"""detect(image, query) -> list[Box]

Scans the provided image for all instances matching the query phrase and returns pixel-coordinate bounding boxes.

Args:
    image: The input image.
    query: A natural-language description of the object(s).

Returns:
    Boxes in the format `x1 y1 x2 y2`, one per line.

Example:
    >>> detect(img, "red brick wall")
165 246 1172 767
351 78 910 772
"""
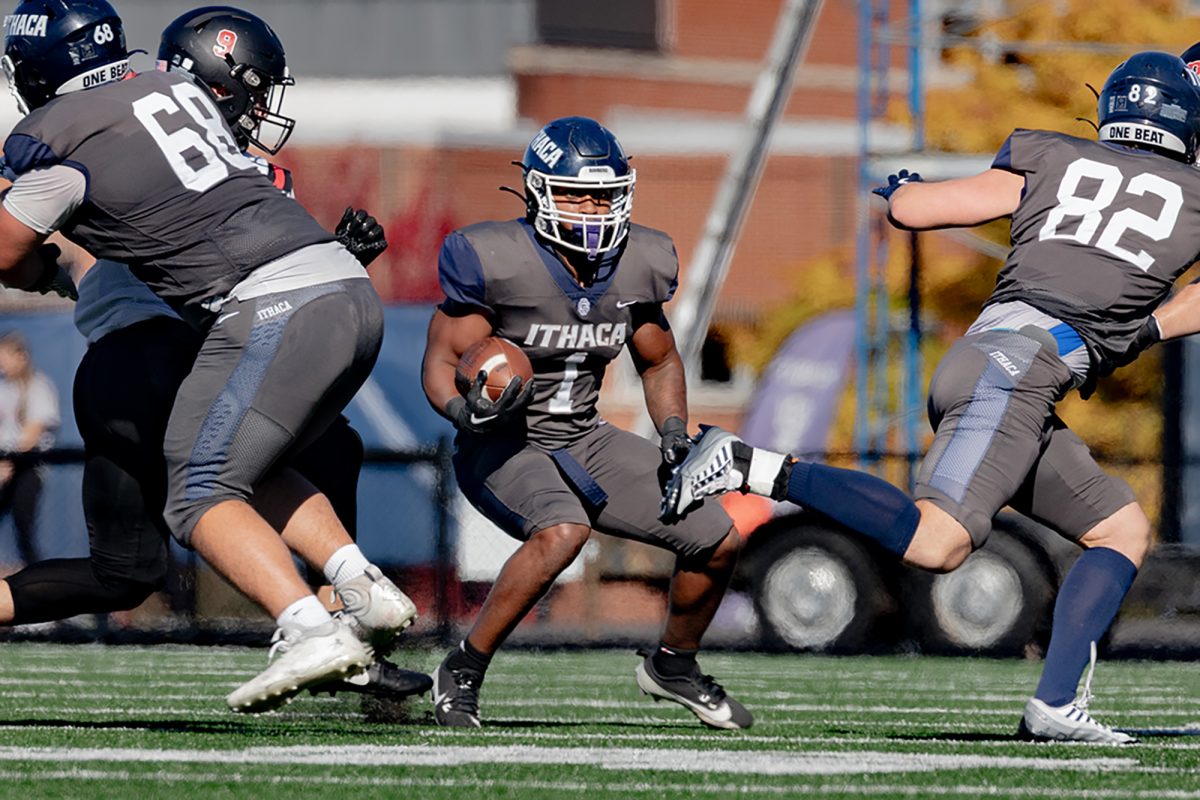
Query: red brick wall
276 143 859 312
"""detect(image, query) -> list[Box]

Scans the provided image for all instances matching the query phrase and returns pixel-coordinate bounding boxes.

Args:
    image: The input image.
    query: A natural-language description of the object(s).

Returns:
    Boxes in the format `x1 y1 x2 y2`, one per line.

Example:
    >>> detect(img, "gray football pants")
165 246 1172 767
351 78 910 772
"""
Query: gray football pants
915 329 1134 546
162 277 382 545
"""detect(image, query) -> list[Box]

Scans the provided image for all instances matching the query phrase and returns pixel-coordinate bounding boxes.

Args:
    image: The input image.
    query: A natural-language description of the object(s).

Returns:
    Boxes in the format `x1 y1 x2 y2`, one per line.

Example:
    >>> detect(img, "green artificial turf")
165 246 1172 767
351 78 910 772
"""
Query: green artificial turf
0 643 1195 799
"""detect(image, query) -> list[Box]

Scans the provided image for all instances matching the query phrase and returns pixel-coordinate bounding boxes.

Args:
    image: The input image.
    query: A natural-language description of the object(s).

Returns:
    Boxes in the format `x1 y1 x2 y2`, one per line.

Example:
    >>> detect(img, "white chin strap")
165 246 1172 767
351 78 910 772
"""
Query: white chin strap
1 55 28 115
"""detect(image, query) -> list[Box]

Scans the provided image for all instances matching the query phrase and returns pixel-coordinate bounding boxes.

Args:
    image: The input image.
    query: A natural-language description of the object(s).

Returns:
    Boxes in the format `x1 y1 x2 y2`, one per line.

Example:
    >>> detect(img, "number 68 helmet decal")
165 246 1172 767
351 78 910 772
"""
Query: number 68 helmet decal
1097 50 1200 164
2 0 128 114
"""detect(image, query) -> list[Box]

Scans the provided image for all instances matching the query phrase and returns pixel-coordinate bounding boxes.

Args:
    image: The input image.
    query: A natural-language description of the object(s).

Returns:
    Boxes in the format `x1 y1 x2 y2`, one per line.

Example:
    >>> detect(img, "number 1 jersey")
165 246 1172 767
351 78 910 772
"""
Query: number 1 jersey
2 70 331 322
988 129 1200 374
437 218 679 450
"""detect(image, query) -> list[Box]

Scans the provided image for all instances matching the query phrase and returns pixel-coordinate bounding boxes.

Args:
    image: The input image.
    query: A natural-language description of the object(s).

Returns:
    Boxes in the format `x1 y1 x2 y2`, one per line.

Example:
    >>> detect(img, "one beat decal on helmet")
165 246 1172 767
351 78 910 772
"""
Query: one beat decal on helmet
2 0 128 114
1096 50 1200 164
157 5 295 154
520 116 636 260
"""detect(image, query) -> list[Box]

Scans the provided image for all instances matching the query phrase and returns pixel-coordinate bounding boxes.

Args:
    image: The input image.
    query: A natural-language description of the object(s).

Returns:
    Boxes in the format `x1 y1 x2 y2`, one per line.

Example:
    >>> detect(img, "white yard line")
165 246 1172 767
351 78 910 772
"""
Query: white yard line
0 744 1142 776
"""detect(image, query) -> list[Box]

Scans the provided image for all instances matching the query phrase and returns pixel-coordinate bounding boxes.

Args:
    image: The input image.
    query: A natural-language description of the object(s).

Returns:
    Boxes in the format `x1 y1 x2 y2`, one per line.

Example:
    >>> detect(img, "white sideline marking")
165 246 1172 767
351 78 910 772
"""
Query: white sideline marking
0 745 1138 776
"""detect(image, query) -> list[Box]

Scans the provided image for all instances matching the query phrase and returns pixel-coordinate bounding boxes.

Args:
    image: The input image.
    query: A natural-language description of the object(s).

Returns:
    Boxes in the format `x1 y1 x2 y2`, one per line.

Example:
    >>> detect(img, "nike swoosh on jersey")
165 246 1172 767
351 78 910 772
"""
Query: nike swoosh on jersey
215 311 240 325
616 299 639 308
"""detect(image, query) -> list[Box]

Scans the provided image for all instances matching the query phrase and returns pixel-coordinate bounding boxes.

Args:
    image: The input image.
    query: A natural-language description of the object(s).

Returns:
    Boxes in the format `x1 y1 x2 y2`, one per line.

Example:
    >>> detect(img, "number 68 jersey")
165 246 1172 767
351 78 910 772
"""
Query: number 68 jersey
1 70 331 323
987 128 1200 375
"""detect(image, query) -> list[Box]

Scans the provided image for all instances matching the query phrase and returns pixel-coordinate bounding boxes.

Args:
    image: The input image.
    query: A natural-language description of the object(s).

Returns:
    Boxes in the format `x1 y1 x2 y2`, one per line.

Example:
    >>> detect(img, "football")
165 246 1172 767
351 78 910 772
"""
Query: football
455 336 534 402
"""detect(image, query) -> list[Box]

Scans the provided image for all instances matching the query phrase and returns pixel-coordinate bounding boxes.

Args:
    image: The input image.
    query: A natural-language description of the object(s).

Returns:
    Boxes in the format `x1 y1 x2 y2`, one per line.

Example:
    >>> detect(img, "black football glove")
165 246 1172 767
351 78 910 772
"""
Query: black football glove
1110 315 1162 371
445 371 535 434
335 207 388 267
871 169 923 201
658 415 692 466
28 243 77 301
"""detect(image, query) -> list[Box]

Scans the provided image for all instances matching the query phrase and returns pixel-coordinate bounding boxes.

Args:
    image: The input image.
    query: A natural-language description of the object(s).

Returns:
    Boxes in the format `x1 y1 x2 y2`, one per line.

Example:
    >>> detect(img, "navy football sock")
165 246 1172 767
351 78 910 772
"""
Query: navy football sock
785 461 921 558
1034 547 1137 708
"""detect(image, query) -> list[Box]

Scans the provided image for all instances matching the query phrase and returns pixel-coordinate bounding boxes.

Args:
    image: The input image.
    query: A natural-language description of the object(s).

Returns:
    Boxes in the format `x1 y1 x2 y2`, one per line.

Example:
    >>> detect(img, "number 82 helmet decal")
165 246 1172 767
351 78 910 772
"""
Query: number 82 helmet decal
1097 51 1200 164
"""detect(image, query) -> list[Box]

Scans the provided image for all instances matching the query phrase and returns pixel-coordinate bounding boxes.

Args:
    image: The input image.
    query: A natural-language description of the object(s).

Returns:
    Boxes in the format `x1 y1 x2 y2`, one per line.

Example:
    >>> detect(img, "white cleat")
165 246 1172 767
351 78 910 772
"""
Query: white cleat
226 617 372 713
660 427 747 520
1018 641 1135 744
337 565 418 650
1017 698 1136 744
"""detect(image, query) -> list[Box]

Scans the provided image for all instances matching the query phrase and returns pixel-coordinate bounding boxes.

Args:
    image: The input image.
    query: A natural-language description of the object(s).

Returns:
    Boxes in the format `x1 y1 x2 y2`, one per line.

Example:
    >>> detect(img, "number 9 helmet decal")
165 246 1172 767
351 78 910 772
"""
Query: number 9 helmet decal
2 0 128 114
1181 42 1200 77
519 116 636 260
158 6 295 154
1097 50 1200 164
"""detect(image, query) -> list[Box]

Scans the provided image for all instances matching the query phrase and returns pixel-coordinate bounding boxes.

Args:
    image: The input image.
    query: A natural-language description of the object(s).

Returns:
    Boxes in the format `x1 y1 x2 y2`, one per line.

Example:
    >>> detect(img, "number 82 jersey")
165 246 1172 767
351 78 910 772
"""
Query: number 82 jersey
988 128 1200 374
1 70 331 323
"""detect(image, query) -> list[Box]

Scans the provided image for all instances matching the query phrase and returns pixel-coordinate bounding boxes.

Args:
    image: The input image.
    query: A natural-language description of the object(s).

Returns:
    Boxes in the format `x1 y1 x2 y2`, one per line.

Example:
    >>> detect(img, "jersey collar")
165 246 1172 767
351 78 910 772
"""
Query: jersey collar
519 217 622 309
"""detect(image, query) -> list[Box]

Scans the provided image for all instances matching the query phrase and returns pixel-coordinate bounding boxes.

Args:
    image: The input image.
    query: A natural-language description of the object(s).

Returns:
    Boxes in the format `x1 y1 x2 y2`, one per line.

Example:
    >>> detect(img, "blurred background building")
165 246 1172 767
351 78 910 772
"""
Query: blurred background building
4 0 1200 656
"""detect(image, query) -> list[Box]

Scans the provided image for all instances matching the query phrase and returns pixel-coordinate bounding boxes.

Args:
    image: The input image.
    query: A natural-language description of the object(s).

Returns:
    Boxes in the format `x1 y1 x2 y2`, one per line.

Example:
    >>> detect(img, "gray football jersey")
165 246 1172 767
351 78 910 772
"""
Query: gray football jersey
438 218 679 449
987 129 1200 374
2 70 331 323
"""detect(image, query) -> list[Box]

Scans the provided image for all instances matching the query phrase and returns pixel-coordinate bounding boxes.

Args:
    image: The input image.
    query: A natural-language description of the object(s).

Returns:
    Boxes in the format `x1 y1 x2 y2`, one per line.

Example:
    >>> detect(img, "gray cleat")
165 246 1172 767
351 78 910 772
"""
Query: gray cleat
660 426 747 521
635 651 753 730
431 656 483 728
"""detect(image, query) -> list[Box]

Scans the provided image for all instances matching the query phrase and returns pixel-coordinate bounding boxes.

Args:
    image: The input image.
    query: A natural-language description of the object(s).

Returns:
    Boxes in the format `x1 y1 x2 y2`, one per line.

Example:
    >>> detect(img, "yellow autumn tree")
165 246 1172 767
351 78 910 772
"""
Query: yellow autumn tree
925 0 1200 153
741 0 1199 519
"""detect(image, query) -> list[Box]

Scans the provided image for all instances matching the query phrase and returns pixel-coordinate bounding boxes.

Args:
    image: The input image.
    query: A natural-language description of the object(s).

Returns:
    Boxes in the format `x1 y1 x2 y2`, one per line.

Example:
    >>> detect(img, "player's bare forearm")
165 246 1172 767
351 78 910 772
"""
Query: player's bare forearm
1152 280 1200 341
421 308 493 417
888 169 1024 230
640 351 688 430
0 207 48 289
48 232 97 284
630 306 688 429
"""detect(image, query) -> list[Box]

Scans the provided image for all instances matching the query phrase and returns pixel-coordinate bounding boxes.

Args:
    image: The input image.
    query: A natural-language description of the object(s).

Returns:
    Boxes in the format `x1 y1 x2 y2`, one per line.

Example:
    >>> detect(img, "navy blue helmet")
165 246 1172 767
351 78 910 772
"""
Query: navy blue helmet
2 0 127 114
1097 51 1200 164
158 6 295 154
520 116 636 259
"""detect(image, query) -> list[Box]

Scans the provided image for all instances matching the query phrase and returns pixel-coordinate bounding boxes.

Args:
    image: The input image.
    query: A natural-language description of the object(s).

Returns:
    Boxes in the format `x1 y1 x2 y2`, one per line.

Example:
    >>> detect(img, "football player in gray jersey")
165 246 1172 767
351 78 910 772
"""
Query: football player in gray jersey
0 4 429 702
663 51 1200 743
421 117 751 730
0 0 416 712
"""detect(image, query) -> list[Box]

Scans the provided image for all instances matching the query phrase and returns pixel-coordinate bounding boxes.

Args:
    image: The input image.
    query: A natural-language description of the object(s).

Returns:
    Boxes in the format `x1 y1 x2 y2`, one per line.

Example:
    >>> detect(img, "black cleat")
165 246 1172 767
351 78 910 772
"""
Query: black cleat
310 659 433 699
635 651 754 730
432 657 484 727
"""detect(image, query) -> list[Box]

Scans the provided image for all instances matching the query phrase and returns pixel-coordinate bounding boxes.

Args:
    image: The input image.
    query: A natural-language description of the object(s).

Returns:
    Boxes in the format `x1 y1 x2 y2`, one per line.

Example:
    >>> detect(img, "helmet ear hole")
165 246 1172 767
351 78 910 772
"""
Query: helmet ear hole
231 63 266 92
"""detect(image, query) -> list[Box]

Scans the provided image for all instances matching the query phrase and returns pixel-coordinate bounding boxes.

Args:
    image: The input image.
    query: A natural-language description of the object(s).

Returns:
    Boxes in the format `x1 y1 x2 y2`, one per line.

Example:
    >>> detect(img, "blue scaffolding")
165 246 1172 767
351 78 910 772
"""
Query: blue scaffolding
854 0 925 483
